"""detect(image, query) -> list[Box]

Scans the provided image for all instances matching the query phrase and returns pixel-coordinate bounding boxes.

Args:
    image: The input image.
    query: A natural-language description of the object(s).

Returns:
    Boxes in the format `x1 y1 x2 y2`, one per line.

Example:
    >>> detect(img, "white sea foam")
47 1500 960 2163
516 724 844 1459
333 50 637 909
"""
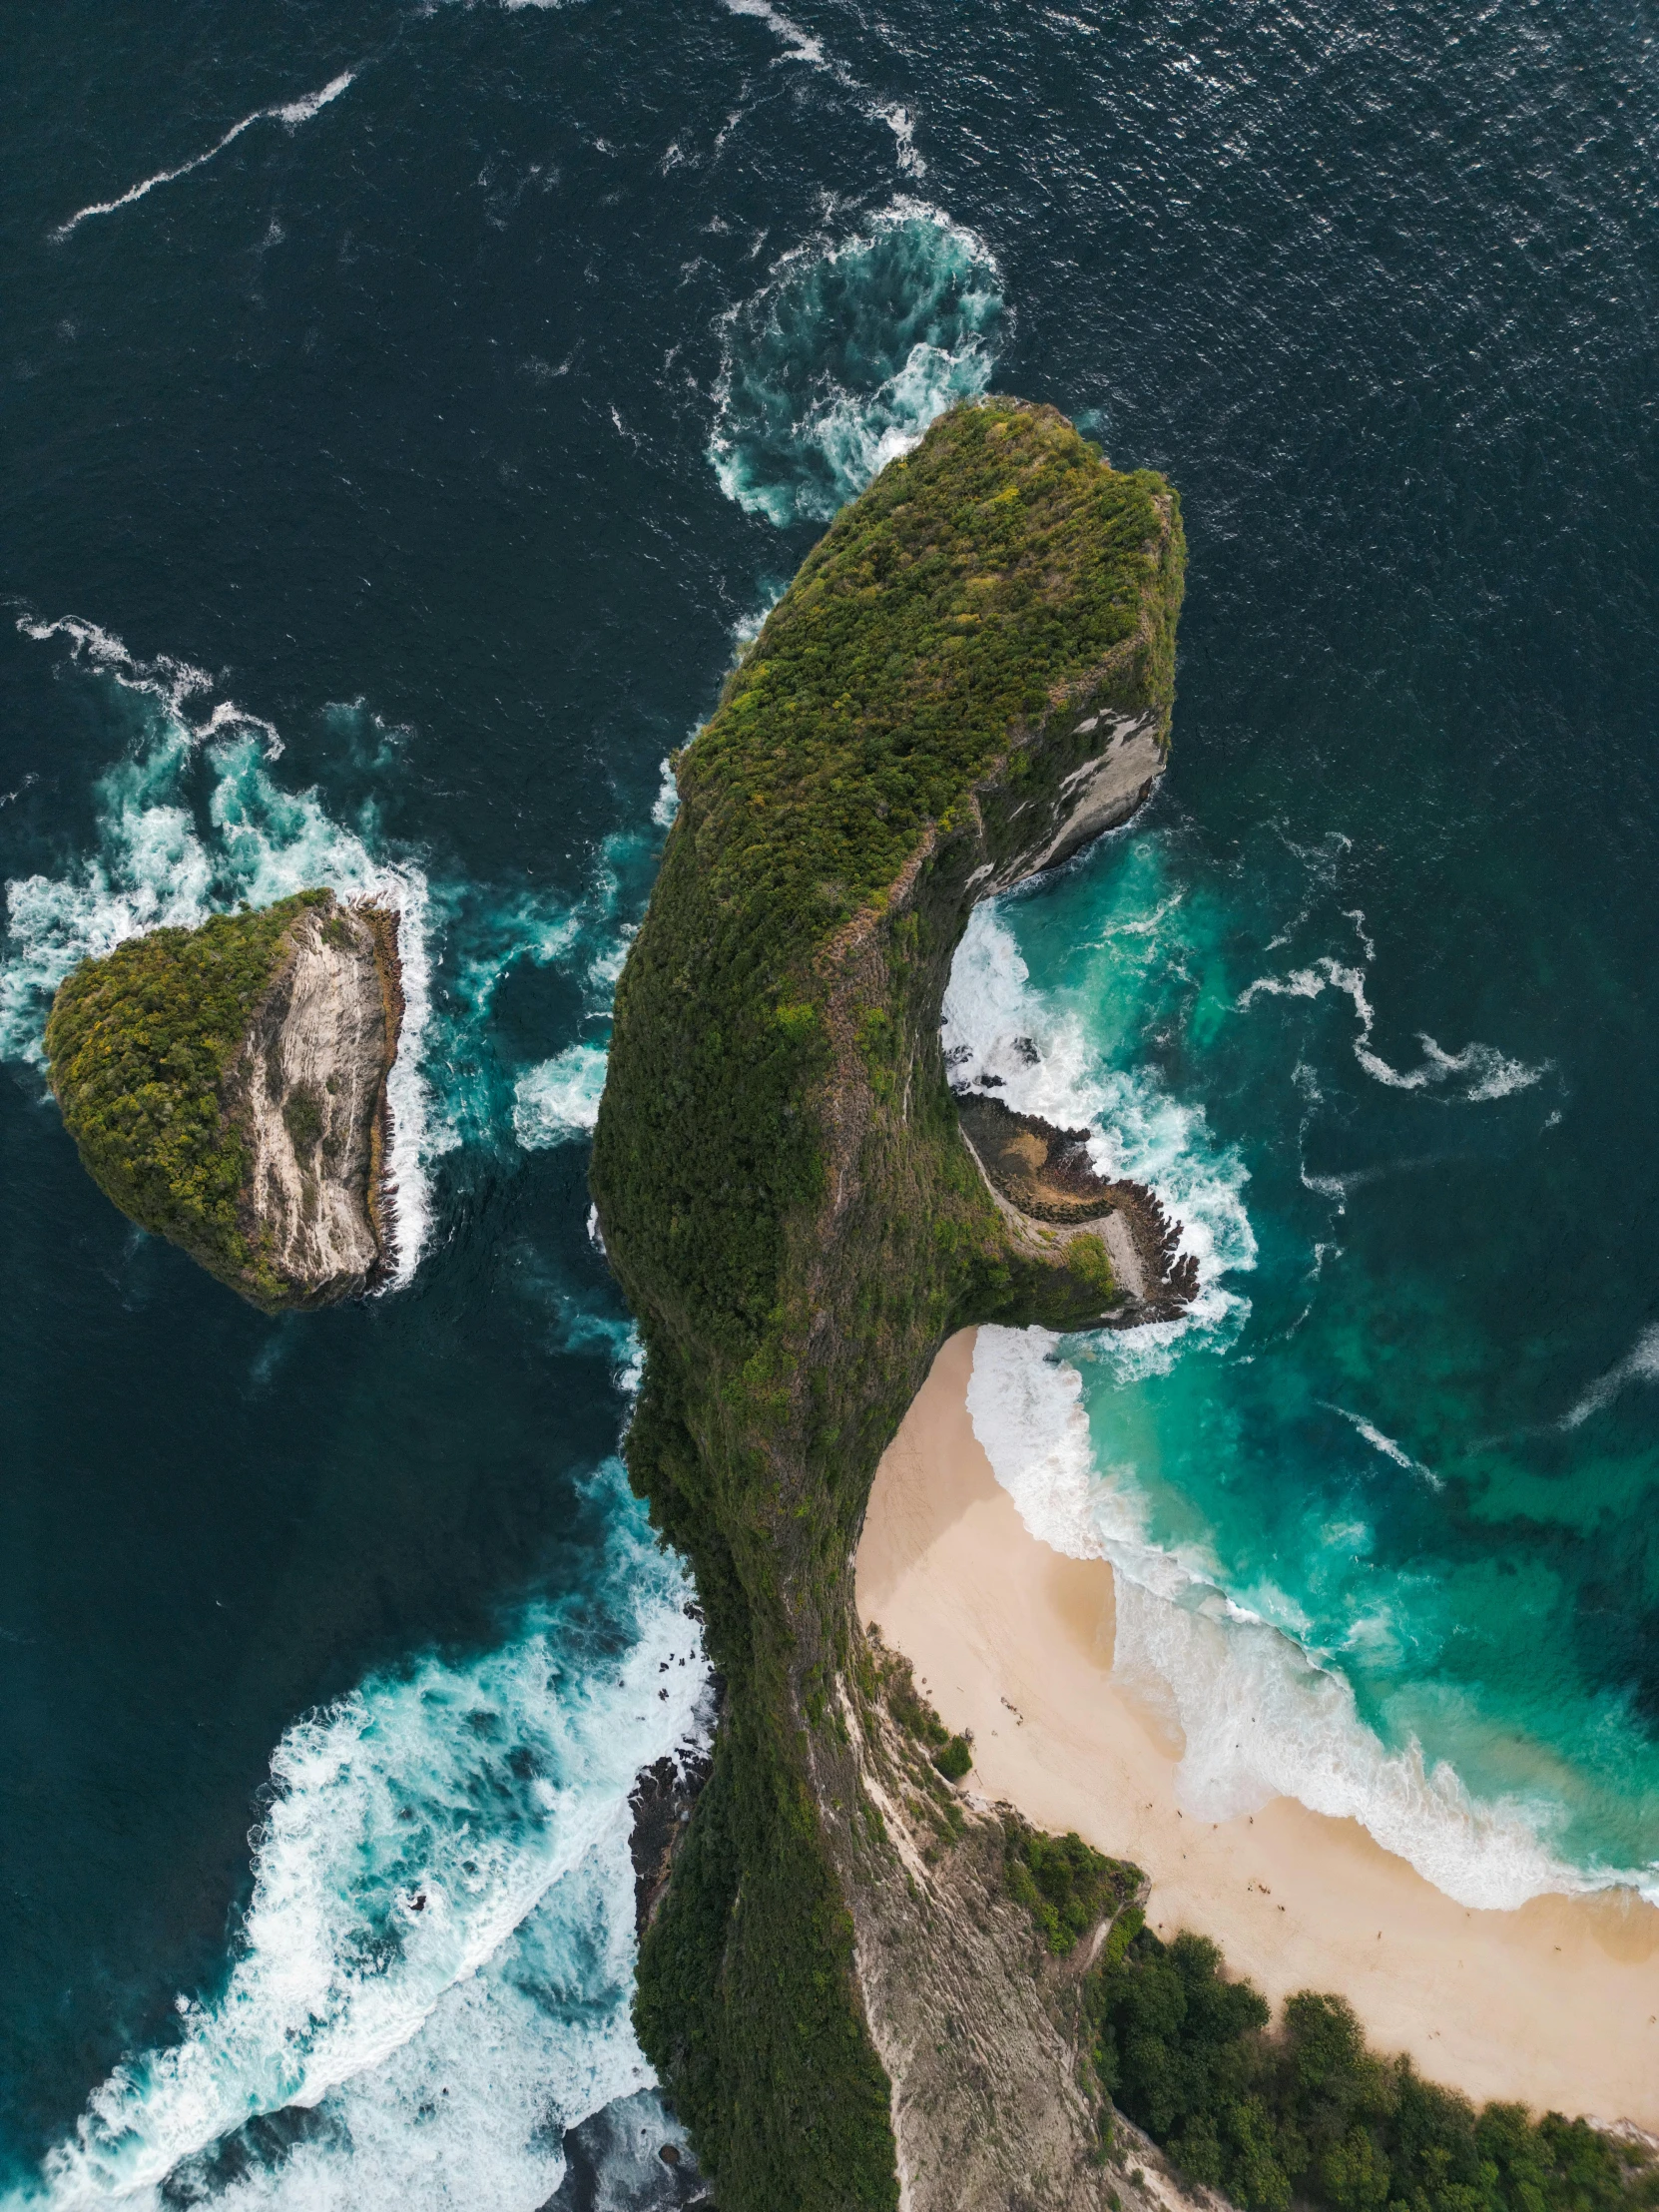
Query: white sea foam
709 200 1004 526
967 1326 1616 1911
3 618 437 1283
21 1464 712 2211
513 1042 610 1147
53 73 354 241
721 0 836 73
1560 1325 1659 1430
1321 1402 1442 1489
944 889 1624 1911
941 899 1256 1370
1239 954 1548 1103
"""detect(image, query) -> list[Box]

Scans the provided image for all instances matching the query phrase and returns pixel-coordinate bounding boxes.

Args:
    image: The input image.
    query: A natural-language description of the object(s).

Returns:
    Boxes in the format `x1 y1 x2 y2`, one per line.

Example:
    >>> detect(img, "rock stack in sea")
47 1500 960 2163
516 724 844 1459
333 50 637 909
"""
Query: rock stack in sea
45 887 402 1311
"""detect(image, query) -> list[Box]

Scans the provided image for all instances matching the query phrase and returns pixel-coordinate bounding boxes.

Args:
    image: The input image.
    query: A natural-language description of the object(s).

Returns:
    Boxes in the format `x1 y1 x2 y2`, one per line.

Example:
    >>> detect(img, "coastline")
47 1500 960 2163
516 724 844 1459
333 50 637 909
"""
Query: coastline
855 1328 1659 2132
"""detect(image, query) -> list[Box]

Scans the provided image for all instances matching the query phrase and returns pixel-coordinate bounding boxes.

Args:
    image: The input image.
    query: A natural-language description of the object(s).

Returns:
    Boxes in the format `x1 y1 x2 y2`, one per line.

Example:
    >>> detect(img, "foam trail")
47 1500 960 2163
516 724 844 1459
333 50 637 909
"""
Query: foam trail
1238 954 1548 1103
54 74 354 240
721 0 838 74
21 1463 713 2212
1560 1325 1659 1430
1321 1402 1442 1488
967 1327 1633 1911
709 200 1004 526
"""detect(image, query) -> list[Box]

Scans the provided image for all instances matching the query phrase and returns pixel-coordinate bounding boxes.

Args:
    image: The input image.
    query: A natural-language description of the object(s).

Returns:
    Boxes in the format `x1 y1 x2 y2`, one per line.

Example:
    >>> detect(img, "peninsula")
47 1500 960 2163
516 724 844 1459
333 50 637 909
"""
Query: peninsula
594 396 1190 2210
46 887 402 1310
594 396 1659 2212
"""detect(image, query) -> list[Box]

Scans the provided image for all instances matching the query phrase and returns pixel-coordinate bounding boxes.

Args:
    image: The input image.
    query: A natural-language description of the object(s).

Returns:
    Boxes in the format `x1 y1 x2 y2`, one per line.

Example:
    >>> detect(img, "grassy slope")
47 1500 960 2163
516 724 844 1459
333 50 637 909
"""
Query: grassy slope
45 890 328 1307
592 397 1184 2209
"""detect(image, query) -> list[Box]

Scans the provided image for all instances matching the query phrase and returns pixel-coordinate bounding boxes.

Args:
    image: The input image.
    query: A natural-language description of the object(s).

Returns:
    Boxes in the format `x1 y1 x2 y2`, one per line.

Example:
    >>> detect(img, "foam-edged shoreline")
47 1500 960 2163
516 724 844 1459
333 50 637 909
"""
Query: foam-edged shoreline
855 1329 1659 2132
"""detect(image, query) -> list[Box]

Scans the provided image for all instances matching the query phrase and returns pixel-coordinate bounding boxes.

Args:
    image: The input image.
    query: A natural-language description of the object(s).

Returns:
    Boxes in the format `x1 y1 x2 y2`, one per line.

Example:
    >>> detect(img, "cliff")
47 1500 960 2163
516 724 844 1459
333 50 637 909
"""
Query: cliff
46 887 402 1311
591 396 1189 2211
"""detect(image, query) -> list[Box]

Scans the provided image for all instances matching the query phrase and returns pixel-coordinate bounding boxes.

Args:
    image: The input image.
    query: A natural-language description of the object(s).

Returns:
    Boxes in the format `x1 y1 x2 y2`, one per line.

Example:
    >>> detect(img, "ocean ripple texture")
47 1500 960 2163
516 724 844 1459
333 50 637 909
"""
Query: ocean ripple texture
2 0 1656 2202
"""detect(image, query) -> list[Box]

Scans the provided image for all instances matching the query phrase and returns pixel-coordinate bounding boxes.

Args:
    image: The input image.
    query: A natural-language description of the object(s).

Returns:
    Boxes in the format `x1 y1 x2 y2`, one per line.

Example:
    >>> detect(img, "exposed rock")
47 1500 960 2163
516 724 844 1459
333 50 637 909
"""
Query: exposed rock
46 887 402 1311
225 896 403 1307
629 1743 715 1938
954 1092 1200 1320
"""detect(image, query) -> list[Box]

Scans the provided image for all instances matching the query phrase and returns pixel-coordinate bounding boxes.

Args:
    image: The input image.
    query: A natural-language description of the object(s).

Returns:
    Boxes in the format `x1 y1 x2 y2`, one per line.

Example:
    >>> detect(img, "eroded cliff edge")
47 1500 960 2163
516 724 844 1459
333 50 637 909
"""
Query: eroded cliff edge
46 887 402 1310
591 397 1188 2211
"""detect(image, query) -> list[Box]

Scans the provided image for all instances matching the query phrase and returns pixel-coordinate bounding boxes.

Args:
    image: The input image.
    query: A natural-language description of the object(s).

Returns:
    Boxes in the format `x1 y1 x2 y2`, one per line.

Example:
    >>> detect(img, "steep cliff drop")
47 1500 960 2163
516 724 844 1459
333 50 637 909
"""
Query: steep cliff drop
592 397 1193 2212
46 887 403 1311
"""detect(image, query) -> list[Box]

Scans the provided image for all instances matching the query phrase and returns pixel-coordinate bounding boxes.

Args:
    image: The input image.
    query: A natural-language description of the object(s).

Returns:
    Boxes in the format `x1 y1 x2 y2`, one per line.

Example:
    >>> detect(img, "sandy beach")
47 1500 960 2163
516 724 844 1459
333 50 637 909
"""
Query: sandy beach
855 1329 1659 2131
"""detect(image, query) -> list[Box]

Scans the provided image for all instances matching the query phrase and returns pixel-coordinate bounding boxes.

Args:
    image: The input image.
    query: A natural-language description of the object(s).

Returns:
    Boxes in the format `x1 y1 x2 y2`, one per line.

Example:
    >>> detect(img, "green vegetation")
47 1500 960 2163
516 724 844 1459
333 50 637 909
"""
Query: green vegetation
46 891 328 1302
592 398 1184 2210
932 1732 973 1782
1004 1821 1140 1956
1088 1920 1658 2212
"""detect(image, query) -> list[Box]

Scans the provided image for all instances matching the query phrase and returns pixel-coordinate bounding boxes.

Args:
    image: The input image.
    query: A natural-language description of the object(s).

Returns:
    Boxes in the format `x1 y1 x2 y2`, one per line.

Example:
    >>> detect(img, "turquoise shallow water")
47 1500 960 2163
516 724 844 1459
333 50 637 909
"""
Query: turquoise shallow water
2 0 1656 2197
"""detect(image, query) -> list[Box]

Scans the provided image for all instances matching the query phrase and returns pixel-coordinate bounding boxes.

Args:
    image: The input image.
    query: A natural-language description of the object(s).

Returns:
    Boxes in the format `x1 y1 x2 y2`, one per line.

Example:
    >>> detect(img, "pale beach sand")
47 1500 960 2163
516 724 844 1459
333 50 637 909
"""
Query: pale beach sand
854 1329 1659 2131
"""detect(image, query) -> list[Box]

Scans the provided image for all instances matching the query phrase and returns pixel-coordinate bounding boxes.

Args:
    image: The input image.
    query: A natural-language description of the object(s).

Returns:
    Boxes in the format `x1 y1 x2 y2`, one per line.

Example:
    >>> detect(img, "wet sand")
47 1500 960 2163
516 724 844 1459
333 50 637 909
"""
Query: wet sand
854 1329 1659 2130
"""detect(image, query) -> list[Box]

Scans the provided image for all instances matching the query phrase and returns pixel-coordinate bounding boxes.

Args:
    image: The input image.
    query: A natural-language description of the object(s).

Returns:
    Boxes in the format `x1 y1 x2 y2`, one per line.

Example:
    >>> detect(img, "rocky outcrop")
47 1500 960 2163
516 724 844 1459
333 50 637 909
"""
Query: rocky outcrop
46 886 402 1311
955 1092 1200 1322
225 896 403 1307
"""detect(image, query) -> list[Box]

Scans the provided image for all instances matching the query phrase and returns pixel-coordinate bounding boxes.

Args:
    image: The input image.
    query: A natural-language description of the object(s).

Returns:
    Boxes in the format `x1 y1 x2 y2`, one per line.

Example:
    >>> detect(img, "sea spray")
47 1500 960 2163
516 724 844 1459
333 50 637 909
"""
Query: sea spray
23 1461 713 2212
708 201 1004 526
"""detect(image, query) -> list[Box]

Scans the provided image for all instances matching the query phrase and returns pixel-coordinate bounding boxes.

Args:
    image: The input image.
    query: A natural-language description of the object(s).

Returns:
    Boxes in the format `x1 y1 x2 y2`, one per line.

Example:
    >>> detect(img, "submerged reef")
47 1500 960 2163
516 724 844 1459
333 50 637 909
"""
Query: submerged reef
592 395 1187 2211
46 887 402 1311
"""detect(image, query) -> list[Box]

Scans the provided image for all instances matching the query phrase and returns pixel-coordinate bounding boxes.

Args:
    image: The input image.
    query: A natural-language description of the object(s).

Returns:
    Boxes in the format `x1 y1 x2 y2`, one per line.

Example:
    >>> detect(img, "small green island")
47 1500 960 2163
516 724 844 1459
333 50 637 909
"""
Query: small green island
46 886 402 1311
593 397 1659 2212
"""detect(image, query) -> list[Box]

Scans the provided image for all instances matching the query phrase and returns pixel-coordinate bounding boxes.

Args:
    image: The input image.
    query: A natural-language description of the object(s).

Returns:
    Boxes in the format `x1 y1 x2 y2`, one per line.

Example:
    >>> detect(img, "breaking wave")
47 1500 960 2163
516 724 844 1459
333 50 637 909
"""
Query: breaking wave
966 1325 1641 1911
709 202 1004 527
17 1461 712 2212
941 897 1256 1372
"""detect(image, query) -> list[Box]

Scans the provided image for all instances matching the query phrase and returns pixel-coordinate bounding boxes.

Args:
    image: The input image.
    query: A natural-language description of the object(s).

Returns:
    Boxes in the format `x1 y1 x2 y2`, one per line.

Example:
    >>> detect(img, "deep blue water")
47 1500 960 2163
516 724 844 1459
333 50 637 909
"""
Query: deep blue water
3 0 1656 2201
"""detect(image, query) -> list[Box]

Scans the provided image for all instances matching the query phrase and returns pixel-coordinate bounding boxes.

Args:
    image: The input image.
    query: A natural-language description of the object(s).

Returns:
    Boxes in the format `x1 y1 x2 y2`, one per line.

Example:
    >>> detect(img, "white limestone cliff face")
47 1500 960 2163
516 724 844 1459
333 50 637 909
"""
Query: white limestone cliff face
228 895 401 1305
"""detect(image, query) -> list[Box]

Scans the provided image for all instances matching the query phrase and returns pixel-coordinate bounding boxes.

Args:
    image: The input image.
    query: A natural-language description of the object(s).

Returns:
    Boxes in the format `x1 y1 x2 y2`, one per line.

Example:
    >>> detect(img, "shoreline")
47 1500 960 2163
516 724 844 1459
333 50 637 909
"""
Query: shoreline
854 1329 1659 2131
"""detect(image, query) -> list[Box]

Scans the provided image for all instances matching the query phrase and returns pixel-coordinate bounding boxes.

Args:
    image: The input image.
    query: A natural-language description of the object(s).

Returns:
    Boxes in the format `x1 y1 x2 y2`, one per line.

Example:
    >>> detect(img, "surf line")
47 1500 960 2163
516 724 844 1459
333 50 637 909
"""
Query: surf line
52 70 354 241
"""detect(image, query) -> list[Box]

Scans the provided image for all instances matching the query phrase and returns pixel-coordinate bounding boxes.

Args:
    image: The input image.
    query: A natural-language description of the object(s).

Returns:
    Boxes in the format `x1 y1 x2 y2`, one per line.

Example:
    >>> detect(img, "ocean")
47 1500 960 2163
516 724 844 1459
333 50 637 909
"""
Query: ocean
2 0 1655 2200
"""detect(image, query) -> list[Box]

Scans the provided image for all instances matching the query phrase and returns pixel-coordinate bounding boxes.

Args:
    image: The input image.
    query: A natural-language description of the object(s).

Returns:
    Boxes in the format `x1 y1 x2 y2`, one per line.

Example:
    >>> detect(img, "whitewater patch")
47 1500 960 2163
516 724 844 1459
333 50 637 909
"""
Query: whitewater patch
1239 953 1549 1104
941 897 1256 1372
513 1042 609 1146
20 1462 712 2212
53 72 354 241
966 1326 1623 1913
2 625 439 1285
708 200 1004 526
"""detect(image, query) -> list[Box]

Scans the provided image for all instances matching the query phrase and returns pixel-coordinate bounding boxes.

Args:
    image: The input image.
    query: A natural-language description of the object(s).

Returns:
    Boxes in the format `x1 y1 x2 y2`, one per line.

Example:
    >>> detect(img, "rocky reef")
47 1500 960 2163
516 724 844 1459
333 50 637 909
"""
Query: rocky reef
46 887 402 1311
954 1091 1200 1322
592 396 1189 2211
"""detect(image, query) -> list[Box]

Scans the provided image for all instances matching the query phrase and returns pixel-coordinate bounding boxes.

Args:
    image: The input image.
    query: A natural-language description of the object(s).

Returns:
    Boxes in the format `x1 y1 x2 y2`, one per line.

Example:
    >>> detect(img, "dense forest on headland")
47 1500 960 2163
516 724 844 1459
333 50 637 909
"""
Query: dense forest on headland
592 397 1652 2212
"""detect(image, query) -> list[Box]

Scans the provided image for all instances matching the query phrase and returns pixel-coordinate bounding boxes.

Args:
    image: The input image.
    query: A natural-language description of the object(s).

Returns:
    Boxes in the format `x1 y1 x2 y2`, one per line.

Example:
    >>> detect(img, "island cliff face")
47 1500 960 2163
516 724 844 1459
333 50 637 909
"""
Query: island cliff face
46 888 401 1311
591 399 1188 2210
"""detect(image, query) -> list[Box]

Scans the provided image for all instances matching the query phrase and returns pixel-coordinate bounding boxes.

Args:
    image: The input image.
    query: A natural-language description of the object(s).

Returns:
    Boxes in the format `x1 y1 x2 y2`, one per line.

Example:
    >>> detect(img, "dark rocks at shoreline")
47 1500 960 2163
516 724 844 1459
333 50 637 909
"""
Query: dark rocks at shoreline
629 1744 714 1938
954 1091 1199 1318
